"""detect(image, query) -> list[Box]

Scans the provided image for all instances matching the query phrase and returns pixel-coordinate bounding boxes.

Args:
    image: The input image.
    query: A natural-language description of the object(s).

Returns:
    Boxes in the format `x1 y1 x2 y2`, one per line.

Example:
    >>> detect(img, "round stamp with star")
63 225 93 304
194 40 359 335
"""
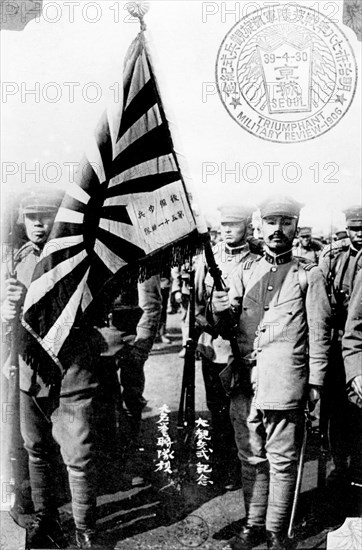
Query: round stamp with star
175 514 209 547
216 3 357 143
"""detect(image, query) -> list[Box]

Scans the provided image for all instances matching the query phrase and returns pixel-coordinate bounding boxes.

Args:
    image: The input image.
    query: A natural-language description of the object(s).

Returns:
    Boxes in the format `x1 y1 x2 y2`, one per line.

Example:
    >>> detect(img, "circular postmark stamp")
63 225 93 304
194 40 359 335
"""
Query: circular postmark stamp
175 514 209 547
216 3 357 143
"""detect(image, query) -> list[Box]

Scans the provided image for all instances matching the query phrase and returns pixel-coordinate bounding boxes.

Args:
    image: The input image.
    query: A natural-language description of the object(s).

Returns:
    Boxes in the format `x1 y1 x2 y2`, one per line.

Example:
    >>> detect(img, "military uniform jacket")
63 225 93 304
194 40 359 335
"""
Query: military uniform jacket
195 241 257 364
319 243 360 330
224 252 331 409
7 241 51 396
342 269 362 390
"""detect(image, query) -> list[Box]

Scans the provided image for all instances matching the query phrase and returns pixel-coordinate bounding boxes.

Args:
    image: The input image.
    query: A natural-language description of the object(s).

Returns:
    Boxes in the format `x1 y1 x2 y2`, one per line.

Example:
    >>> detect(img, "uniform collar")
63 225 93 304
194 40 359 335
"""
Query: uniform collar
264 247 293 265
17 240 43 257
29 241 43 255
349 245 360 257
224 242 249 256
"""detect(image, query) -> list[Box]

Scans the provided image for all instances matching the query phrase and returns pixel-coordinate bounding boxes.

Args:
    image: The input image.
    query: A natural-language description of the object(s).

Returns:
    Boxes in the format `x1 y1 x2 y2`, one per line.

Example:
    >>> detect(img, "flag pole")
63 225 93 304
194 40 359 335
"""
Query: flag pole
127 2 209 237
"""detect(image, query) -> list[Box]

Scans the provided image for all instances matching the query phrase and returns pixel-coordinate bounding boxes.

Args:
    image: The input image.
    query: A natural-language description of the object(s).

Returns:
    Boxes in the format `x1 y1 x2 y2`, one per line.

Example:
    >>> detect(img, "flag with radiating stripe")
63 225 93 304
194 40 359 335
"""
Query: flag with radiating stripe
22 30 200 373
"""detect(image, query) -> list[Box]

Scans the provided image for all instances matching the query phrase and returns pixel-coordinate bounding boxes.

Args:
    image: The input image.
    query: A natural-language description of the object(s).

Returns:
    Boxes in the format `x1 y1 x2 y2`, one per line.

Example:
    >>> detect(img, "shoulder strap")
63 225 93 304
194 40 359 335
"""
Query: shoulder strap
297 263 308 295
242 257 260 290
296 259 317 295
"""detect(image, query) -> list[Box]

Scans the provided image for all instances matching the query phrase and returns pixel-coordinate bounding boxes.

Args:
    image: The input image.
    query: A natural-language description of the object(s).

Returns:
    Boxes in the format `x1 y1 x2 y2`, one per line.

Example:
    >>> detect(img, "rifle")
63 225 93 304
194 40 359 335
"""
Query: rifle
202 234 252 397
3 222 22 516
7 318 21 513
288 408 312 539
177 266 197 444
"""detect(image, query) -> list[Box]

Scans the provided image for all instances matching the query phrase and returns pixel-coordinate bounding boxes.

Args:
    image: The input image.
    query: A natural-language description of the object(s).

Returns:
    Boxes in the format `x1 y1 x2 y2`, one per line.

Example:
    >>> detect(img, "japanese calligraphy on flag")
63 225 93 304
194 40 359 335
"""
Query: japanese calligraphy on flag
22 30 200 374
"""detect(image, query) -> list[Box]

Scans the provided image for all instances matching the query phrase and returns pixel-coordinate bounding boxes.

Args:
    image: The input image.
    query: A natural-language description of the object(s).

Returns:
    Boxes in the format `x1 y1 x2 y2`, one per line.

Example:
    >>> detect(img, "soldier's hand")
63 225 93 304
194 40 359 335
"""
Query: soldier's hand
174 291 182 304
308 385 321 411
1 299 18 322
5 278 26 305
212 289 230 313
351 375 362 401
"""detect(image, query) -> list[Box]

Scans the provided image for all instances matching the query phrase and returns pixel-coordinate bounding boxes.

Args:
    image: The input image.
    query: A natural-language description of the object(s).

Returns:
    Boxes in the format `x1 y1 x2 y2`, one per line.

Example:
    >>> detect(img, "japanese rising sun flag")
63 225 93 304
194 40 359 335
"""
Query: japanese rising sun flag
22 29 202 375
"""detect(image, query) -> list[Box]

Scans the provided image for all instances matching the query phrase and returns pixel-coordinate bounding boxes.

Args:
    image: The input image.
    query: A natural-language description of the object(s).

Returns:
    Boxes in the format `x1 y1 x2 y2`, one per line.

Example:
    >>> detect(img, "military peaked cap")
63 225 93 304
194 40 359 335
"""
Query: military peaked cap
335 229 348 239
343 205 362 226
20 189 63 215
218 203 255 223
299 226 312 236
259 195 303 219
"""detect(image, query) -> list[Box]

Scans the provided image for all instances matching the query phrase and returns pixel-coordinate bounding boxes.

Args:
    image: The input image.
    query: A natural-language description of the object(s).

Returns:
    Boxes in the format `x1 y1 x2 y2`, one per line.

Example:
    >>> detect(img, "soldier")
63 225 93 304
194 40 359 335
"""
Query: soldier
195 204 258 490
319 205 362 488
342 264 362 510
342 265 362 406
212 195 331 550
97 274 162 488
293 226 323 262
1 191 105 549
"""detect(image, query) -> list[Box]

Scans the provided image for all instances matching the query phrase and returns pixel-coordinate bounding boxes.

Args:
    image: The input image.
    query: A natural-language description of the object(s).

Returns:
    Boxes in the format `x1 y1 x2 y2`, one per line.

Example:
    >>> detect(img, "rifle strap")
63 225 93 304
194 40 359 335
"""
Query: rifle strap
350 248 362 292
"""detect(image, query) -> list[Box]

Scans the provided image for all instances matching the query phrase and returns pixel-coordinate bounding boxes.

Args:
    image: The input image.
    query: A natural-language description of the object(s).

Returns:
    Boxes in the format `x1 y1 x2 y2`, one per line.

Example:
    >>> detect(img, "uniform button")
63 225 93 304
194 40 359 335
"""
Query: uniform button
267 285 273 291
271 267 277 272
255 331 259 336
227 257 232 261
257 348 262 352
264 306 269 311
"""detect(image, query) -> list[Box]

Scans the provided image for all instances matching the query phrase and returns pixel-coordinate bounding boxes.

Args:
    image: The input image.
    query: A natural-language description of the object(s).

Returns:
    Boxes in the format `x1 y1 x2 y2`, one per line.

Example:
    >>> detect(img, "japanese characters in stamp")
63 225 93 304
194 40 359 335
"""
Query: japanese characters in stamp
216 3 357 143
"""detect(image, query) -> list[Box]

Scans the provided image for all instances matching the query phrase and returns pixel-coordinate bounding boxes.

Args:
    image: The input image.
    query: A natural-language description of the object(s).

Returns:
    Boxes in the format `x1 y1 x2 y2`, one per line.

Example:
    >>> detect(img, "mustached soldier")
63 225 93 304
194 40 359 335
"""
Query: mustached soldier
212 195 331 550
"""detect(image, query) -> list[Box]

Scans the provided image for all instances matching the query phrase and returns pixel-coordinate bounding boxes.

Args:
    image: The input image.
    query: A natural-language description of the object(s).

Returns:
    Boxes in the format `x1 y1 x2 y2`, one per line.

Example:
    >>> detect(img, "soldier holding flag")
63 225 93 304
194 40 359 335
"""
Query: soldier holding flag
2 190 104 549
2 6 203 546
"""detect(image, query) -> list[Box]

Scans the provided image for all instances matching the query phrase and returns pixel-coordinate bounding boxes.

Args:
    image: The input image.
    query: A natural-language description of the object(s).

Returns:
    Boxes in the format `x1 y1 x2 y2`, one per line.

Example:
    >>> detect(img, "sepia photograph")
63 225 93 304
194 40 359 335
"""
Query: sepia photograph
1 1 361 549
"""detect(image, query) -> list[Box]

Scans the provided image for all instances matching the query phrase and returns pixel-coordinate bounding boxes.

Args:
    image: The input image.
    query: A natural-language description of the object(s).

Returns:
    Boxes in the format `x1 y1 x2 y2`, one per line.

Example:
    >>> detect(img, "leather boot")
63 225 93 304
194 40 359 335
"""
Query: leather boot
266 530 290 550
76 528 95 549
223 524 266 549
75 529 111 549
